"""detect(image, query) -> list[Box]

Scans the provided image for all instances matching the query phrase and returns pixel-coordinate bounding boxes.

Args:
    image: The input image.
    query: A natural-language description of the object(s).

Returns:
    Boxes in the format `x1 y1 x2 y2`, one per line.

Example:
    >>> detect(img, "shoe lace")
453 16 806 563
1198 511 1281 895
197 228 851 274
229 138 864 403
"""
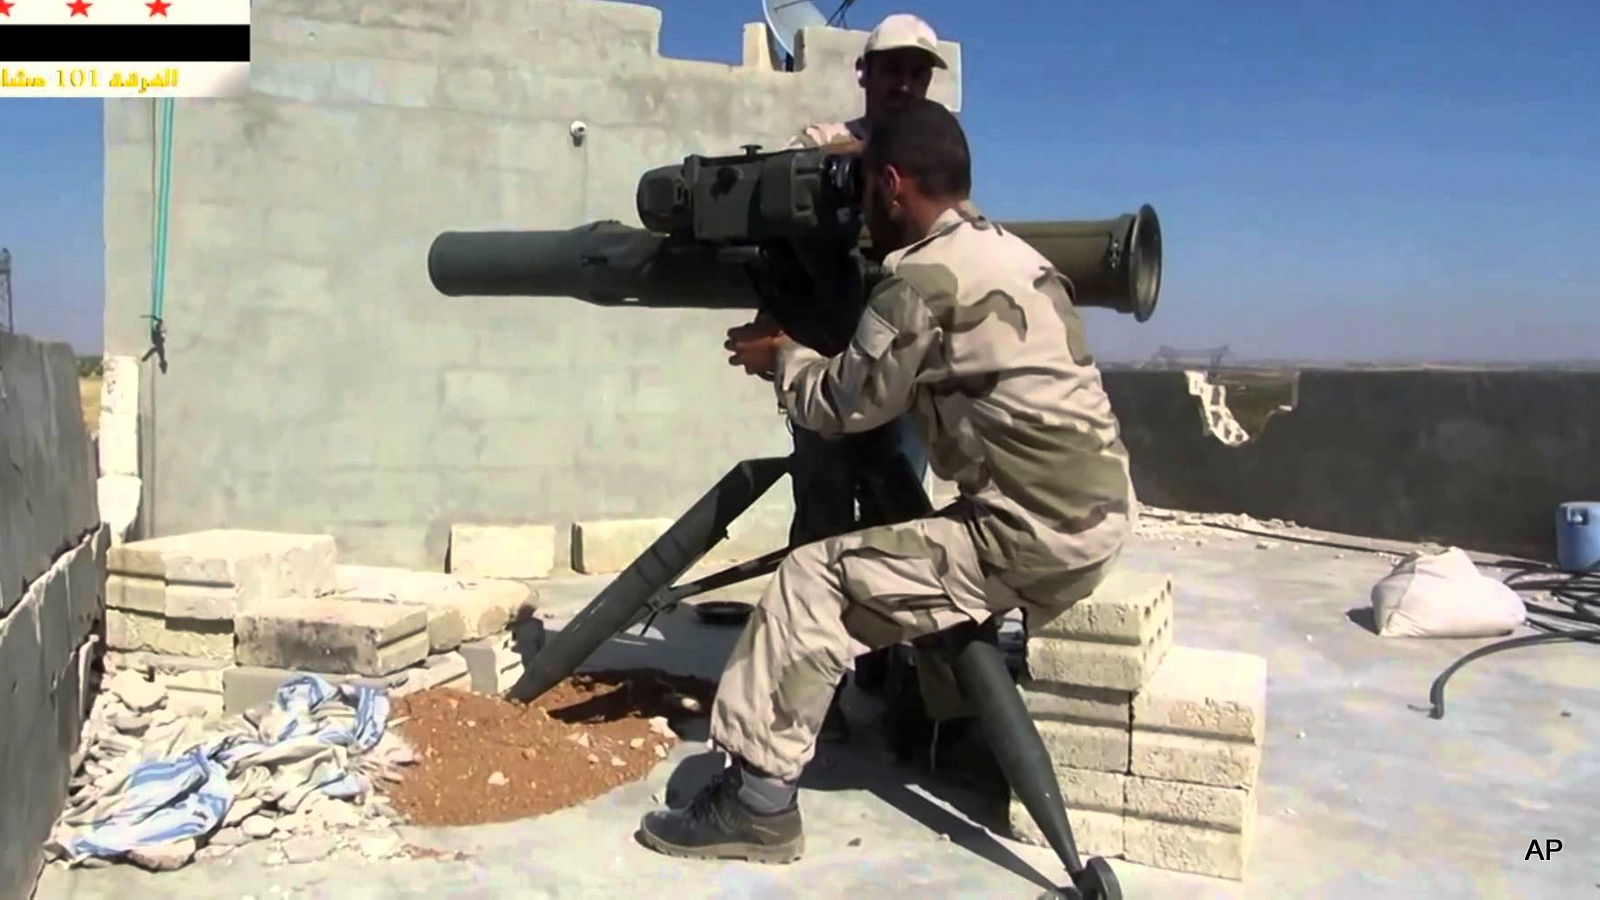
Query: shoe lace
684 769 734 827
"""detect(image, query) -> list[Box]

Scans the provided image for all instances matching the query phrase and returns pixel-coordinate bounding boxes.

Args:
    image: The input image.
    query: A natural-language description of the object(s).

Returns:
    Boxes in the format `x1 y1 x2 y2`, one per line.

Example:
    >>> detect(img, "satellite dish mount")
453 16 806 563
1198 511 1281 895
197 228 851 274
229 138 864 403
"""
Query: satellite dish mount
763 0 854 71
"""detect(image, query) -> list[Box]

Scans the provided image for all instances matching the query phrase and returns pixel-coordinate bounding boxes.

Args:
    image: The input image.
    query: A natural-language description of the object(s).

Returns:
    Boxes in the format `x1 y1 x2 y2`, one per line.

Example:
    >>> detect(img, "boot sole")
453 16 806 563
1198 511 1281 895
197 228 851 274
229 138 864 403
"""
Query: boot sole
638 829 805 865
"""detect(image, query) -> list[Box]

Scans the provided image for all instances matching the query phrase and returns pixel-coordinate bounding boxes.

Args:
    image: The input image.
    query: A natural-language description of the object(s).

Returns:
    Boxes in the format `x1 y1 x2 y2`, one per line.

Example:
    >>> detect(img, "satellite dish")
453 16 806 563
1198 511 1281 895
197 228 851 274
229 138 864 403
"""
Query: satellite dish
764 0 831 62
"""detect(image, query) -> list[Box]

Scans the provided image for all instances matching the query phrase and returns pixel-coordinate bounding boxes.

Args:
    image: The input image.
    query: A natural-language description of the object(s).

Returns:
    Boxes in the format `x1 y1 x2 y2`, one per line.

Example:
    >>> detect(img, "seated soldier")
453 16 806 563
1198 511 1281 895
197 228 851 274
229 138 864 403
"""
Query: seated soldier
635 97 1135 864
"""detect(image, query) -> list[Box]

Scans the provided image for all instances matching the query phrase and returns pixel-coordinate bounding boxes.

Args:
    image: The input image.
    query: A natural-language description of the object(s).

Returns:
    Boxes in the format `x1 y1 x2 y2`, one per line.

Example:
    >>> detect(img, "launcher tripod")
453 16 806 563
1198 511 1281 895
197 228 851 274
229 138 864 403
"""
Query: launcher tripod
503 449 1123 900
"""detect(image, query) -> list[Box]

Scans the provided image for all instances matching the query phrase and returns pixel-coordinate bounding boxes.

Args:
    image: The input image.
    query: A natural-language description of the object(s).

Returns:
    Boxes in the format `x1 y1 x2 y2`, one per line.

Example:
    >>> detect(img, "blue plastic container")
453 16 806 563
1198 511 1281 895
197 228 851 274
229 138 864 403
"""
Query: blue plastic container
1555 502 1600 571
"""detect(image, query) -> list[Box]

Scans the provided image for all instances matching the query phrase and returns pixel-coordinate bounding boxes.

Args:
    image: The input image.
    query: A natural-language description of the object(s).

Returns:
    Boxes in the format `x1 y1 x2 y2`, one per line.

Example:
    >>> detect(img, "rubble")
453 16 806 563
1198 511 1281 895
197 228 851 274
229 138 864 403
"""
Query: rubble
48 660 418 875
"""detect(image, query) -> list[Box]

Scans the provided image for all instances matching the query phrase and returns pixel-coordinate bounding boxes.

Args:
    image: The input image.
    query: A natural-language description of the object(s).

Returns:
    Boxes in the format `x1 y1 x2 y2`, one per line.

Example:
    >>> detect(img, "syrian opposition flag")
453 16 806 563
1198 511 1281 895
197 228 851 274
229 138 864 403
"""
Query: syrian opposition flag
0 0 250 97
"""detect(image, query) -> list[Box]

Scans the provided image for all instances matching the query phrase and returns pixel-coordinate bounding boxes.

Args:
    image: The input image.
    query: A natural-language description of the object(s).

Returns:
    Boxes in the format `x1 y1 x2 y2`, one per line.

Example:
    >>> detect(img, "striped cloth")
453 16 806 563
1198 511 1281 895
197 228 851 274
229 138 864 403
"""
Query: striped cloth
50 674 396 862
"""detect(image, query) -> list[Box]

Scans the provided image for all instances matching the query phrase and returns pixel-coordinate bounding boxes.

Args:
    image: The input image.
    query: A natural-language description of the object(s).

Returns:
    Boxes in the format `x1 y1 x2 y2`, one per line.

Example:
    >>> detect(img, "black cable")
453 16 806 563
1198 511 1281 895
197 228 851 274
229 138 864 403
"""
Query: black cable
1426 559 1600 719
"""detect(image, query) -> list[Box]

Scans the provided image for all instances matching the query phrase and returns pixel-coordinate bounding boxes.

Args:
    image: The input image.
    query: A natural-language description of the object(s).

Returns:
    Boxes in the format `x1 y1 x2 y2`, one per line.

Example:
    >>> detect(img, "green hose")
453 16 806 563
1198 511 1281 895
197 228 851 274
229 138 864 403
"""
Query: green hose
146 98 174 371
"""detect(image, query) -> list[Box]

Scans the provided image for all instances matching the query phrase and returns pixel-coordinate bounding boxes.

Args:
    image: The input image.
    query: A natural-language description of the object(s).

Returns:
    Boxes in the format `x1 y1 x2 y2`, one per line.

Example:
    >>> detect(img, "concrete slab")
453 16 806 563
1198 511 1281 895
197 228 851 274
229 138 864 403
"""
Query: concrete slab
35 527 1600 898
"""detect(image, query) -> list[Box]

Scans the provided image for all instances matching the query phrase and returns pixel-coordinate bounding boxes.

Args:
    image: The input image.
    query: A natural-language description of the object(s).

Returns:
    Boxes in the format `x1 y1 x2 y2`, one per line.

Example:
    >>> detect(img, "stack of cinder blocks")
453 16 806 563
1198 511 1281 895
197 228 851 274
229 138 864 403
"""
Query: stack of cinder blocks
1009 570 1267 881
103 529 538 715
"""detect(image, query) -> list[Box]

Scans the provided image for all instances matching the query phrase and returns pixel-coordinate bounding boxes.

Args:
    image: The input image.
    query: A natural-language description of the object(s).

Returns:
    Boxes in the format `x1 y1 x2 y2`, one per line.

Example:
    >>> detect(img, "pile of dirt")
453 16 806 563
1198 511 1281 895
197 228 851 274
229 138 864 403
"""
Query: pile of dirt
380 669 717 827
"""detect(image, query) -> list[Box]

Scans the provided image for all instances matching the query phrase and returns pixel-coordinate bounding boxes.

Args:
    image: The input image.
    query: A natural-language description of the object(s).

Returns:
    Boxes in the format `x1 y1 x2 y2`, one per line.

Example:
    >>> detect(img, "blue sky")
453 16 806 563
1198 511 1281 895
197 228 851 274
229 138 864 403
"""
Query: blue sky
2 0 1596 361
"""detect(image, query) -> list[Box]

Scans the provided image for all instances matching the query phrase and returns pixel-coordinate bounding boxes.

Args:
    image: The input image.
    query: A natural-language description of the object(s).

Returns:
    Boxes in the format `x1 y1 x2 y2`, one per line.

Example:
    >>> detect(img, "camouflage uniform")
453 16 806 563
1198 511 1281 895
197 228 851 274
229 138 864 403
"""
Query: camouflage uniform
708 206 1136 783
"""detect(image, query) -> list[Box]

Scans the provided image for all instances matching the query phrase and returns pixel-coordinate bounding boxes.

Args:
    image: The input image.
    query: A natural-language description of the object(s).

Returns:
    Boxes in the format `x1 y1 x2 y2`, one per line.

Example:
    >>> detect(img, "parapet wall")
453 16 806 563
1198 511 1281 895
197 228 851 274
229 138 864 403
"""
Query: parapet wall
1103 368 1600 559
102 0 962 571
0 332 109 900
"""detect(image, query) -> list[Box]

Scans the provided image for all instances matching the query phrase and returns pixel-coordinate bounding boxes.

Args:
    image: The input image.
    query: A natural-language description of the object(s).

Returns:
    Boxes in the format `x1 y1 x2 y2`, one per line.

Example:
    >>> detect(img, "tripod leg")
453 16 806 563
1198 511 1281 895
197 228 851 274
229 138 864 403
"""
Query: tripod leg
950 636 1122 900
506 455 789 704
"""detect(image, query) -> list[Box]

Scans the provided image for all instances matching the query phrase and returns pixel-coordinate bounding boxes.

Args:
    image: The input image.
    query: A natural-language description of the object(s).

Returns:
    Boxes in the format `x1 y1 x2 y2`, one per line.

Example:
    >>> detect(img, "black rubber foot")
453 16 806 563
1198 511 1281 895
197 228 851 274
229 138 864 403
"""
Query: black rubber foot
1069 857 1121 900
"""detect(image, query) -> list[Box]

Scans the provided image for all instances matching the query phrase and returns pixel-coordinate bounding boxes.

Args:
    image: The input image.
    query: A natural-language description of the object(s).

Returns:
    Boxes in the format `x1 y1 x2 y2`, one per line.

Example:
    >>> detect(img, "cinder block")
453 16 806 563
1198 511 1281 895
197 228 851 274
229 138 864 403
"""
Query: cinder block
1125 776 1255 833
235 598 429 676
1130 730 1261 789
1124 815 1255 880
107 573 164 612
448 524 556 579
459 633 523 694
106 609 234 660
1031 571 1173 643
1036 717 1130 775
335 565 536 652
223 652 471 714
1008 767 1126 858
1026 611 1172 692
1132 645 1267 744
1021 680 1132 725
1130 645 1267 788
1024 571 1174 691
571 518 673 575
107 530 337 613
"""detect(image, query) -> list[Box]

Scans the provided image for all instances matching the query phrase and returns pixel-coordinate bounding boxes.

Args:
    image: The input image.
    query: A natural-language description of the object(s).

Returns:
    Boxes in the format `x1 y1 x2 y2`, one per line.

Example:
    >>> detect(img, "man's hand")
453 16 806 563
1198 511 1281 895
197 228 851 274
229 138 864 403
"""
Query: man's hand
725 316 790 379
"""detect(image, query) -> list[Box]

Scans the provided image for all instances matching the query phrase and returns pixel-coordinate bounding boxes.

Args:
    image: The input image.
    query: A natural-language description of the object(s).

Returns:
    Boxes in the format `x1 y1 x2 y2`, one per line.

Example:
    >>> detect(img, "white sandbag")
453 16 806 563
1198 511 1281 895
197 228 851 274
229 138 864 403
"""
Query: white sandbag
1369 547 1527 638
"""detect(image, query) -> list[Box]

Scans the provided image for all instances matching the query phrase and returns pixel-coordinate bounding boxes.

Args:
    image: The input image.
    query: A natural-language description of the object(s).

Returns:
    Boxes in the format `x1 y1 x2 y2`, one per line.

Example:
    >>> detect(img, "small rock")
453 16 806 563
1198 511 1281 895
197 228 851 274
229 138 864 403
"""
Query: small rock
610 756 625 767
679 696 701 713
488 771 508 787
569 732 591 748
312 799 362 829
107 670 168 713
241 815 277 839
647 717 673 738
848 837 862 847
466 720 476 728
522 748 538 761
281 835 333 864
225 797 263 827
629 737 644 749
127 838 195 871
937 833 950 842
1256 540 1279 550
196 844 233 862
653 744 667 759
1296 730 1307 740
1561 710 1572 718
212 828 253 848
587 753 599 764
1304 634 1314 643
355 831 403 861
651 792 662 804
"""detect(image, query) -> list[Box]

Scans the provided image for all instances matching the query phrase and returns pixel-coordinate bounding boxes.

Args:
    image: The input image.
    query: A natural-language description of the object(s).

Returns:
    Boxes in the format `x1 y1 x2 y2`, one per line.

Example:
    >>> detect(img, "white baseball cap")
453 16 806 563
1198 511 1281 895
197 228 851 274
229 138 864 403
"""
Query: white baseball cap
862 13 947 69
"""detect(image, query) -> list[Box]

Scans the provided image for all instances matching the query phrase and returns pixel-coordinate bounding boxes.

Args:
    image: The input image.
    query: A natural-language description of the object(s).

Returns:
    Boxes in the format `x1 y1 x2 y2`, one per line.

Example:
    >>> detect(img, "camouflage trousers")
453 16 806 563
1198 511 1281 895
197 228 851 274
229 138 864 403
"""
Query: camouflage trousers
708 507 1095 783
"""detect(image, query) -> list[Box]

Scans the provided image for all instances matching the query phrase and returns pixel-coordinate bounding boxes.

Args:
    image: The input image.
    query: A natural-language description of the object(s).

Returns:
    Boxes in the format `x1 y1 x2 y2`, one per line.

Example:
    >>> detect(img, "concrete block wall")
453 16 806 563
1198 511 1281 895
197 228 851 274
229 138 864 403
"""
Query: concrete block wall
103 0 963 572
1103 368 1600 558
0 332 109 900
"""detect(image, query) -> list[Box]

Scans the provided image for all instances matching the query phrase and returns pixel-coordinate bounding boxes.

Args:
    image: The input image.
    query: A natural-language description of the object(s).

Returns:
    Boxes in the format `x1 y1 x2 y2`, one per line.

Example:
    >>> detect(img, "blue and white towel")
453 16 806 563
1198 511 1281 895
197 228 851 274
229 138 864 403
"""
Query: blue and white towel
51 674 398 863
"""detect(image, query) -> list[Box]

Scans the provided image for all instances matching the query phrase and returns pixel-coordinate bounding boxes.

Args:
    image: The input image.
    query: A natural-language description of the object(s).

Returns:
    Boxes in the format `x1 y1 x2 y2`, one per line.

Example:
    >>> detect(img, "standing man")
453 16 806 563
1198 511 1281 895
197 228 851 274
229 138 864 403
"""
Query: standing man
778 14 959 720
636 98 1134 864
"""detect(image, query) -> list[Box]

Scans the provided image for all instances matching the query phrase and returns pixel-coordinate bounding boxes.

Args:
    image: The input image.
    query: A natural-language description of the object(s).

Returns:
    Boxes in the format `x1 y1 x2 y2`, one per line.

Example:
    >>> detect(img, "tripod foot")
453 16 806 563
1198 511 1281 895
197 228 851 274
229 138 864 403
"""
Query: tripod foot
1071 857 1121 900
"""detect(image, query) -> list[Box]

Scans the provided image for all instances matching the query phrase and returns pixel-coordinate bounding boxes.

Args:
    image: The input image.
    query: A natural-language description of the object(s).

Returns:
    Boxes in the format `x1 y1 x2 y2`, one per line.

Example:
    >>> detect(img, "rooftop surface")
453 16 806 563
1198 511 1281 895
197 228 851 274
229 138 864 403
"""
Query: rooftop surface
37 517 1600 899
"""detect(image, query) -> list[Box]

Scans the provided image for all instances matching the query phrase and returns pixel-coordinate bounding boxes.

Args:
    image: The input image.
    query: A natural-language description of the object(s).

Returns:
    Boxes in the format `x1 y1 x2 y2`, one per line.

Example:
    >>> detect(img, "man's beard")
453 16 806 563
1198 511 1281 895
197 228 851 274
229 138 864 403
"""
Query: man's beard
865 193 910 255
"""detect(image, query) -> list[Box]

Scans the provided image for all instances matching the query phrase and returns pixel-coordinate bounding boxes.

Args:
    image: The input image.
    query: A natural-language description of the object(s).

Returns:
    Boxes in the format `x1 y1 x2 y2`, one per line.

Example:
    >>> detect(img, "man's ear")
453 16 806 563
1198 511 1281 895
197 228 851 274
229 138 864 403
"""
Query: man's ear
879 164 905 204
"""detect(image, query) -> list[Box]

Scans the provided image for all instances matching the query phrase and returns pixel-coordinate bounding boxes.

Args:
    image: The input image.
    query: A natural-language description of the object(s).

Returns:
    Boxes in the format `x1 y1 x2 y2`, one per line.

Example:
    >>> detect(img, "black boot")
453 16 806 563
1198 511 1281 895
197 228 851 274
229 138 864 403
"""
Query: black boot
637 766 805 864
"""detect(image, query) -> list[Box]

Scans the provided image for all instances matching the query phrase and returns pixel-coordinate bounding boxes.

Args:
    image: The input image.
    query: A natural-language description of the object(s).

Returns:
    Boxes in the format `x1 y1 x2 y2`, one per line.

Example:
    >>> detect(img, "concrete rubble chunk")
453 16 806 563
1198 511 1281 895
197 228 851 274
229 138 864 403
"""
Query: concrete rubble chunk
459 633 524 694
105 669 167 712
448 524 556 579
335 564 537 652
234 597 429 676
107 529 338 620
572 518 673 575
1132 645 1268 744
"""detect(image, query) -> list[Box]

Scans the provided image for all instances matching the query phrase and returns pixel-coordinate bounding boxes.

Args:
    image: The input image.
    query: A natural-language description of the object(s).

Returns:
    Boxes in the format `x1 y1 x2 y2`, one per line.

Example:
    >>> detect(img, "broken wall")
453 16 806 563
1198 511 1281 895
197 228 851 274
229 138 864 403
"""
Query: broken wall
1104 369 1600 559
0 331 110 900
101 0 962 571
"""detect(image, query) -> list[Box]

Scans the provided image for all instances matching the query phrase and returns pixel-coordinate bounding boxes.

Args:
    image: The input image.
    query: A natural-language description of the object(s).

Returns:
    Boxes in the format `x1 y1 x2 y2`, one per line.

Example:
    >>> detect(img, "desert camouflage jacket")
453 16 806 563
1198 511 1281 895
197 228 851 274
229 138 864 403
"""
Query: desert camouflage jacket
772 206 1135 603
